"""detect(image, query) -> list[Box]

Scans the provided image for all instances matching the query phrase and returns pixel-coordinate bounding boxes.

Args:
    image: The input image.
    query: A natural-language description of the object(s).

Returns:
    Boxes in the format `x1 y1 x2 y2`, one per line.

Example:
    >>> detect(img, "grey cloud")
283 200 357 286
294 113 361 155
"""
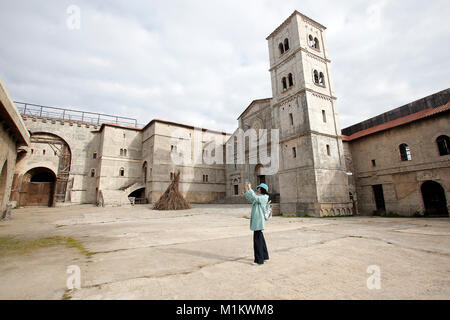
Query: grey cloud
0 0 448 134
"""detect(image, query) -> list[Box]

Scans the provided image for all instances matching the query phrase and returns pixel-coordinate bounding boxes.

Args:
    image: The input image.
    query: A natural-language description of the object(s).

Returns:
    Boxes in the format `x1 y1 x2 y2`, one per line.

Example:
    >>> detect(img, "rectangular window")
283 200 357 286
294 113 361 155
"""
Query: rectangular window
292 147 297 158
93 152 97 159
322 110 327 123
326 145 331 156
90 169 95 177
289 113 294 126
234 185 239 195
372 159 376 167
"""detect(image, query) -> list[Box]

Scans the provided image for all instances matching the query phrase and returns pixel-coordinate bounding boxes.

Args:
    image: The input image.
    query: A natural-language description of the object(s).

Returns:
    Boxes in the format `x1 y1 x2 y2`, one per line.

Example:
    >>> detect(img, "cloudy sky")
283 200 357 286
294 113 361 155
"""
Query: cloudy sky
0 0 449 133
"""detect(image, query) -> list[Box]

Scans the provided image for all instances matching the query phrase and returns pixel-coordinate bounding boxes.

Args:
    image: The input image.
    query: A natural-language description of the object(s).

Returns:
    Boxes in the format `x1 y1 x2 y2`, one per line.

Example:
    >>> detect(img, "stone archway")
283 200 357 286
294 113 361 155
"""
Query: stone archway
20 167 56 207
421 181 448 217
128 188 146 204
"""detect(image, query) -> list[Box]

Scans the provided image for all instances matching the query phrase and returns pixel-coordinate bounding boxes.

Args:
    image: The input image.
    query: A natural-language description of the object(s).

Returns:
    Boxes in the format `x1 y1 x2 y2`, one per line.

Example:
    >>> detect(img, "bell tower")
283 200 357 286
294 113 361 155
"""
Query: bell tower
267 11 352 216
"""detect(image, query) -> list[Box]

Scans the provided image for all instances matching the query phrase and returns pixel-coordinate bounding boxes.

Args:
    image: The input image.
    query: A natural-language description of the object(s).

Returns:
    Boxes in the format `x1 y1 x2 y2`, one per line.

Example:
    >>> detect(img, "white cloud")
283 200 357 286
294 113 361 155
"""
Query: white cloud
0 0 448 133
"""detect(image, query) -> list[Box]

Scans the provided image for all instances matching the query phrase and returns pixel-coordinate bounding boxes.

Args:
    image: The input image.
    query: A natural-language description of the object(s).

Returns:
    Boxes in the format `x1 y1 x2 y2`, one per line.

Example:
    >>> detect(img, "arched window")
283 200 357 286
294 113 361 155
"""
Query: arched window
282 77 287 91
309 35 314 47
90 169 95 178
313 70 319 84
436 135 450 156
284 38 290 51
314 37 320 50
319 72 325 85
120 149 124 156
279 43 284 55
119 167 125 176
288 73 293 87
399 144 412 161
124 149 127 157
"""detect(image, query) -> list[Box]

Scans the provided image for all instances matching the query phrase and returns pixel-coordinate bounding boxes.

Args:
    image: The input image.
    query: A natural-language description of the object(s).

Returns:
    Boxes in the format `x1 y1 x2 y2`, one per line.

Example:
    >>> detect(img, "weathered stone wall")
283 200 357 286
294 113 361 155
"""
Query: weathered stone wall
144 121 229 204
0 78 30 217
0 125 18 214
17 117 101 204
97 125 143 200
347 113 450 216
225 99 279 201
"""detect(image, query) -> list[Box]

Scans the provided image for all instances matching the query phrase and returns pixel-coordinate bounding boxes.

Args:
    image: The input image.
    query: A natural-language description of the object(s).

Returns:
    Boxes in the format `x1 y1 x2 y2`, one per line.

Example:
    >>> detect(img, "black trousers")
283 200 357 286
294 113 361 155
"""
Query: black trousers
253 231 269 264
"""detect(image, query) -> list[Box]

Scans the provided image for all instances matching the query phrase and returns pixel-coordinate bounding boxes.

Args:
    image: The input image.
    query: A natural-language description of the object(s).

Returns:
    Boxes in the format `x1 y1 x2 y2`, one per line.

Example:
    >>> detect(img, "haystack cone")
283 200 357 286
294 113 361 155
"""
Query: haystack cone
153 172 191 210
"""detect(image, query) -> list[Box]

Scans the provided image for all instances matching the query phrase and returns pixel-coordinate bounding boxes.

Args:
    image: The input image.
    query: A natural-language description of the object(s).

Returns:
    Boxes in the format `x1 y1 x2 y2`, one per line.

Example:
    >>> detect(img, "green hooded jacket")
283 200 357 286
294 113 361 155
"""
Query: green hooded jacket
244 189 269 231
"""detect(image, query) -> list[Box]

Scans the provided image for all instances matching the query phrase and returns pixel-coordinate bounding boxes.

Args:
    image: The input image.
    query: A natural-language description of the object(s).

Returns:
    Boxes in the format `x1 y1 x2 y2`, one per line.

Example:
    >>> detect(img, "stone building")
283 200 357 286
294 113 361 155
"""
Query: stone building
10 109 229 208
0 10 448 217
224 11 352 217
0 79 30 219
342 90 450 216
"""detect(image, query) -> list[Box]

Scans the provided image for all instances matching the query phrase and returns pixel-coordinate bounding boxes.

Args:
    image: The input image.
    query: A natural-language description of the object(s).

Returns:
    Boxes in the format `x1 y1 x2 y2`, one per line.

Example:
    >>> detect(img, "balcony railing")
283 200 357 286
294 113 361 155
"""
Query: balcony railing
15 101 144 128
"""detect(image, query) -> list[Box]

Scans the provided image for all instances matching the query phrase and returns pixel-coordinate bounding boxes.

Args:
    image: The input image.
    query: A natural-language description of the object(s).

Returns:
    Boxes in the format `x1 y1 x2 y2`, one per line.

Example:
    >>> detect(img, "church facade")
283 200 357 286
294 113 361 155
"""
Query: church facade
1 11 449 218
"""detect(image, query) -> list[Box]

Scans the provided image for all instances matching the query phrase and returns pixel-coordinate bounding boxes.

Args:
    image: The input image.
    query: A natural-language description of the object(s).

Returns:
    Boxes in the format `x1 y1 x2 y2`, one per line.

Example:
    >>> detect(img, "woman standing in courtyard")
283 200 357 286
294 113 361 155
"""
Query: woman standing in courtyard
244 182 270 265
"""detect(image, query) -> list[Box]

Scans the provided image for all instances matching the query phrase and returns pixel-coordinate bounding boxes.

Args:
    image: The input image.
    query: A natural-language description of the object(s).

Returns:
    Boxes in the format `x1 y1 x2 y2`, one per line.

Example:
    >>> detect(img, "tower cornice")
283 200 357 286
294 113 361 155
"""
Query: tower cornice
266 10 326 41
271 88 337 108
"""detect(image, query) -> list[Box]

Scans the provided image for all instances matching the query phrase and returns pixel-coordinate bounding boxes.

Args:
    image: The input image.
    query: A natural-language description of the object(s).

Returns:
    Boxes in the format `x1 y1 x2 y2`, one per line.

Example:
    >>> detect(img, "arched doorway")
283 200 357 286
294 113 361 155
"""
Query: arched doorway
255 164 266 185
421 181 448 217
128 188 146 204
20 167 56 207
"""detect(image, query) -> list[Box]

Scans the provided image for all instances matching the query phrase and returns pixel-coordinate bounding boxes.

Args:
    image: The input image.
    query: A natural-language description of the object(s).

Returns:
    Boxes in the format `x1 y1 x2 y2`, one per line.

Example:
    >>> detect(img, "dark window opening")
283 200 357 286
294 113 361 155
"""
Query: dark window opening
284 38 290 51
313 70 319 84
293 147 297 158
322 110 327 123
93 152 97 159
399 144 412 161
319 72 325 85
326 145 331 156
234 185 239 195
314 37 320 50
372 159 376 167
91 169 95 178
289 113 294 126
279 43 284 55
282 77 287 90
437 135 450 156
119 168 125 177
288 73 293 87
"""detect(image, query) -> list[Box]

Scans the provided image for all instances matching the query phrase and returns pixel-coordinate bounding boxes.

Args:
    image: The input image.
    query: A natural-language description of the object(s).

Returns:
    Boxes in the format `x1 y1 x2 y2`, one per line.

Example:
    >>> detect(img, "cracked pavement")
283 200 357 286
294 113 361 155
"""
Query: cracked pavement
0 204 449 299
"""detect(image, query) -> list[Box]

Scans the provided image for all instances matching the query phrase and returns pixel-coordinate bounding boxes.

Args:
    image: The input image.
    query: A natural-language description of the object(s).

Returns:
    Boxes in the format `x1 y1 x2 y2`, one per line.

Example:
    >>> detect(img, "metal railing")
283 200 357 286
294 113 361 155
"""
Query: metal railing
15 101 144 128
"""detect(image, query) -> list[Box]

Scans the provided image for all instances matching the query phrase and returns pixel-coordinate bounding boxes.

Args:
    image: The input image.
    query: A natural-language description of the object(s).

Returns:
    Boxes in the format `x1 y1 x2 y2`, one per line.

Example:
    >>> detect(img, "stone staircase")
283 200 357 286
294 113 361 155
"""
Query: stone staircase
98 189 132 207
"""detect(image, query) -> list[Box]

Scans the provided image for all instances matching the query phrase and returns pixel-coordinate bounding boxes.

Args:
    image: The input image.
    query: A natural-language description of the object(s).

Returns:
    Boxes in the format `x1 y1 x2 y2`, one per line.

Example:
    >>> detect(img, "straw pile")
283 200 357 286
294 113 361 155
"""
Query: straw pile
153 172 191 210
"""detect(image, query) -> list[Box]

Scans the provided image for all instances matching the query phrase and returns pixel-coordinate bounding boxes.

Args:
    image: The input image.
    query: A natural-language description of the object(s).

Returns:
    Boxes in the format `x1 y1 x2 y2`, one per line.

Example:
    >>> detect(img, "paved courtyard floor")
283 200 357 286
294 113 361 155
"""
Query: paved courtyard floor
0 204 449 300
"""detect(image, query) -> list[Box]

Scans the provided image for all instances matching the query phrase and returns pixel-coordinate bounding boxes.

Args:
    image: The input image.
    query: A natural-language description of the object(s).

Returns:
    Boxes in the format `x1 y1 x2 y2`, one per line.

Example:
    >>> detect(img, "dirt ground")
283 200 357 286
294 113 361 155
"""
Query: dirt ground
0 204 449 300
